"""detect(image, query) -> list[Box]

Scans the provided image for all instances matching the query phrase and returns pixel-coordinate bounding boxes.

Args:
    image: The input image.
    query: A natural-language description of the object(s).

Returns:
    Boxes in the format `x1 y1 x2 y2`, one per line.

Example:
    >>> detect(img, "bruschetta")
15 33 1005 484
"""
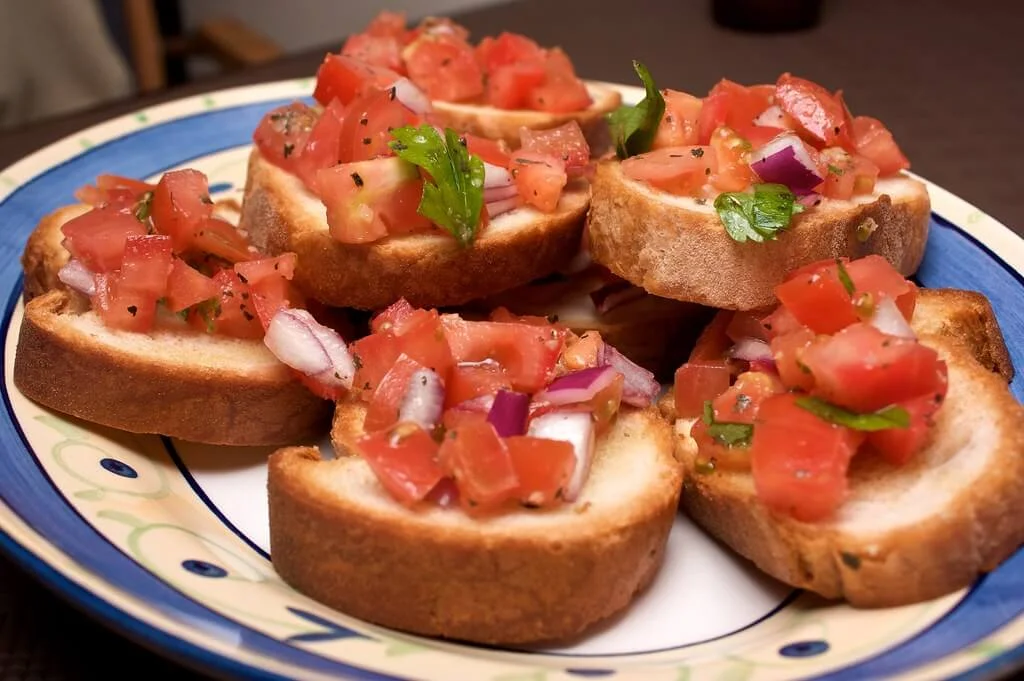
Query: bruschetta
268 302 682 644
587 66 930 310
661 255 1024 606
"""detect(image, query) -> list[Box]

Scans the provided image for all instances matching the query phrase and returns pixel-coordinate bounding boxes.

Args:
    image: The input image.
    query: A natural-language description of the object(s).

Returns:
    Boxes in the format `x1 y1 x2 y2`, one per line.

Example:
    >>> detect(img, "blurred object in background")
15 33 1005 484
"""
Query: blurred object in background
712 0 823 32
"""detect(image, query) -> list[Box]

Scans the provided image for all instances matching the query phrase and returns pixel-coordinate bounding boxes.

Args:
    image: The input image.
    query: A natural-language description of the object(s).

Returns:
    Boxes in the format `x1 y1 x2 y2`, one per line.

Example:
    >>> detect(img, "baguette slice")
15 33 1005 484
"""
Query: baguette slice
268 402 682 645
14 289 331 446
587 160 931 310
430 82 621 150
663 289 1024 607
240 149 590 310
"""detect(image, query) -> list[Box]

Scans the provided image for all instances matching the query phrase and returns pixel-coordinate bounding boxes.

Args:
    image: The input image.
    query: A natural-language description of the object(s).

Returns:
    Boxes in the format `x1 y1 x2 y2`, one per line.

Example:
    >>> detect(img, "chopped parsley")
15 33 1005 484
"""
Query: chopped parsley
714 183 805 243
836 259 856 295
702 401 754 447
795 396 910 431
606 60 665 159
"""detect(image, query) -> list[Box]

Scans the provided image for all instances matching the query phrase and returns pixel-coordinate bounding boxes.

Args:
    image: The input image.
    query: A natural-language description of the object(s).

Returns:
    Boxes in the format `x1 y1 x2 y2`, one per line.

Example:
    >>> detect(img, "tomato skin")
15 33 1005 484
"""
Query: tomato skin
465 134 511 167
519 121 590 172
355 423 444 506
190 217 254 263
288 99 347 193
486 62 546 110
709 126 757 192
371 298 416 334
801 323 947 412
692 371 785 472
851 116 909 176
441 316 564 393
775 263 859 334
118 234 173 300
253 102 318 172
61 206 147 272
698 79 772 145
351 332 402 395
770 326 817 392
654 89 703 149
341 33 404 74
318 157 429 243
438 420 519 511
338 87 417 164
91 272 155 333
150 169 214 253
526 48 591 113
165 258 219 312
445 361 511 408
621 145 715 196
313 54 400 107
475 32 544 73
404 34 484 102
866 393 944 465
751 393 863 522
774 73 849 148
510 152 567 212
506 436 575 507
365 354 427 432
673 360 732 418
726 311 770 343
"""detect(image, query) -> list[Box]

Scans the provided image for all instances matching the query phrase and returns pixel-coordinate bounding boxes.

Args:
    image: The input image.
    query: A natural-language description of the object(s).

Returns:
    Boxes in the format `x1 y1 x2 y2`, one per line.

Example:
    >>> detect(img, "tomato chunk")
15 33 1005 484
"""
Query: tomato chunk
442 316 564 393
510 152 567 212
770 326 818 392
313 54 400 107
698 79 773 145
404 33 484 102
253 102 319 171
318 157 429 243
165 258 218 312
445 361 511 408
355 423 444 506
151 169 214 253
621 146 715 196
365 354 427 432
692 371 786 472
337 87 417 164
118 234 172 300
438 420 518 511
775 262 859 334
673 360 732 418
465 134 512 167
709 126 757 192
506 436 575 507
526 48 591 113
351 332 402 395
654 89 703 149
61 206 147 272
774 73 849 147
851 116 909 176
519 121 590 172
342 32 404 74
190 217 254 263
865 393 944 465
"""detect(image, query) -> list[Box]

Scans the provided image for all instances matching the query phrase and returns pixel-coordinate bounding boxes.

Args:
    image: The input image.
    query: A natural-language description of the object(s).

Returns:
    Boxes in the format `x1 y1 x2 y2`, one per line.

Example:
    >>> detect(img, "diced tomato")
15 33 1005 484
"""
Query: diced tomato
365 354 427 432
390 309 455 377
75 174 156 207
709 126 756 192
288 99 347 192
526 48 591 113
690 310 734 361
673 360 732 418
506 436 575 507
726 311 770 343
164 258 219 312
761 305 803 339
253 102 319 170
190 217 254 263
338 87 417 164
774 73 849 148
341 33 404 74
91 272 155 333
739 125 787 149
510 152 567 212
61 206 147 272
465 134 511 167
845 255 917 319
801 323 947 412
118 234 172 300
234 252 297 285
438 420 518 511
313 54 400 107
816 147 879 200
691 371 785 472
751 393 863 521
475 32 545 73
351 332 402 395
851 116 910 176
519 121 590 172
866 393 944 465
486 63 546 109
698 79 773 145
404 33 484 102
318 157 429 243
559 330 604 372
355 423 444 506
190 269 263 339
371 298 416 334
445 361 511 408
442 316 564 393
775 263 859 334
442 405 490 432
621 146 715 196
411 17 471 43
589 372 625 435
770 326 817 392
690 418 753 473
364 10 408 39
150 169 214 253
236 254 298 328
653 89 703 149
489 307 560 328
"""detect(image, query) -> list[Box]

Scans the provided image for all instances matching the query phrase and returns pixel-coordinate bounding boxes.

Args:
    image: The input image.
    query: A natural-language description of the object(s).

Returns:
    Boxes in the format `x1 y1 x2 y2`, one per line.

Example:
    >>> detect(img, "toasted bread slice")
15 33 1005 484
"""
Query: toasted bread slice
14 289 331 446
663 288 1024 607
587 161 931 310
430 82 621 150
268 401 681 645
240 149 590 310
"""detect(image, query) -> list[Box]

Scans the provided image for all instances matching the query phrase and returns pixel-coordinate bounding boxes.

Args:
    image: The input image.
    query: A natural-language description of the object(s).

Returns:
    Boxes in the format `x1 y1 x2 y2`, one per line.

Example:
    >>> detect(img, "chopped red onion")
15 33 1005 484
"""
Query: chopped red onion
483 162 514 189
527 411 594 502
597 343 660 407
730 338 773 362
486 196 522 218
483 184 519 204
536 366 618 406
590 281 646 314
748 132 824 196
398 368 444 430
264 308 354 391
57 259 96 296
486 389 530 437
869 296 916 339
391 77 432 115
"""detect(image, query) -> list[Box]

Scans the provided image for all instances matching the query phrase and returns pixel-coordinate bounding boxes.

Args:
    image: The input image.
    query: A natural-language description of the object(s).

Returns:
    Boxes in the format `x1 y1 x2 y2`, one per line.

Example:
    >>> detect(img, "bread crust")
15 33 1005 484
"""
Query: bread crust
14 290 331 446
430 82 621 150
665 289 1024 606
587 161 931 310
21 204 88 301
268 402 682 644
240 150 590 310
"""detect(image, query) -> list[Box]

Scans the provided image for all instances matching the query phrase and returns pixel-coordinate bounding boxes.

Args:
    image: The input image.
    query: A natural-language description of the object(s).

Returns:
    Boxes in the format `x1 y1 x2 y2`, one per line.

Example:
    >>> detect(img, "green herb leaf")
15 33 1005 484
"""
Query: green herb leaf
606 61 665 159
133 191 154 222
795 396 910 431
702 401 754 447
714 183 805 243
835 259 855 295
388 125 485 247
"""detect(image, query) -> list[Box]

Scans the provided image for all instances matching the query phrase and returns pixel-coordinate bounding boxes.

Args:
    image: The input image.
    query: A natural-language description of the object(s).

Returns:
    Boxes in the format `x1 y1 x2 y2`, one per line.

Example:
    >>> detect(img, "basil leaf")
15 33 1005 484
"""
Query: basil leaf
795 396 910 431
606 60 665 159
388 125 485 247
702 401 754 447
835 259 855 295
714 183 804 243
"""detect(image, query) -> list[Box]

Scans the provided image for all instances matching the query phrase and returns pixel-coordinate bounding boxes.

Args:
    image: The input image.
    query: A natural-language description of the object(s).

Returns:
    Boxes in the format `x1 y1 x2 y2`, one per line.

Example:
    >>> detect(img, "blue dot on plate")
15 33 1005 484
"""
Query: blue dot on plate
181 559 228 578
99 457 138 478
208 181 234 194
565 670 616 678
779 640 830 657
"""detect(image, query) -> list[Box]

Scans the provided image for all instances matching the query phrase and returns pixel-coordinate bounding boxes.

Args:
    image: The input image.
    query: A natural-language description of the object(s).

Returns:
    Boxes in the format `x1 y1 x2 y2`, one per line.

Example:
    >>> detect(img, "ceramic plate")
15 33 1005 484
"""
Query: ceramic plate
0 81 1021 681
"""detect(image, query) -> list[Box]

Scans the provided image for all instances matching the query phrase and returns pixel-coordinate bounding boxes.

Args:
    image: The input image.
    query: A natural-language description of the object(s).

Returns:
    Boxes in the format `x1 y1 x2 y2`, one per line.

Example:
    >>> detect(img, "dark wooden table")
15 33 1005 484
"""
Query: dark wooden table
0 0 1021 678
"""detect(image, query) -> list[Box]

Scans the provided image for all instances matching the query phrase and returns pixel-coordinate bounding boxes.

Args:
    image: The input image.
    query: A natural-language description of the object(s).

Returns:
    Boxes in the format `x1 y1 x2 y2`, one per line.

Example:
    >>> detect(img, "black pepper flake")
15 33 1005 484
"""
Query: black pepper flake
242 310 255 322
127 305 138 316
387 87 396 100
359 117 368 126
690 147 705 158
241 292 249 300
362 137 372 145
283 143 294 158
705 167 711 175
351 172 364 187
669 154 683 158
441 58 451 67
840 552 861 570
237 273 248 284
834 126 841 135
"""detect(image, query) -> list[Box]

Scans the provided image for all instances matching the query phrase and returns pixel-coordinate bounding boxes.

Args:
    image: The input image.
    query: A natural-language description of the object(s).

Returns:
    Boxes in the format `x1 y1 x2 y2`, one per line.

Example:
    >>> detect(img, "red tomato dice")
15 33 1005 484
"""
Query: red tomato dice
351 332 402 395
318 157 429 243
164 258 219 312
365 354 427 432
371 298 416 334
851 116 910 176
465 134 512 167
313 54 400 107
519 121 590 172
338 87 417 164
91 272 155 333
506 436 575 507
673 360 732 418
770 326 818 392
355 423 444 506
150 169 214 253
404 33 484 102
118 234 173 300
621 146 715 196
726 311 770 343
445 361 512 408
526 48 591 113
709 126 757 192
653 89 703 149
341 33 404 74
774 73 849 148
475 32 545 73
61 206 147 272
441 316 564 393
485 62 547 109
775 262 860 334
689 311 735 361
865 392 944 465
510 151 567 212
438 420 518 511
698 79 773 145
190 217 254 263
253 102 319 171
286 99 347 193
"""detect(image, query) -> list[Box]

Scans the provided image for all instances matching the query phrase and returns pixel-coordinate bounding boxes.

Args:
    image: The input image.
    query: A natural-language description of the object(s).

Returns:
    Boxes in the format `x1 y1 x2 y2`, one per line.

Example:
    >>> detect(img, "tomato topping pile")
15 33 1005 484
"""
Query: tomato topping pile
624 73 909 202
673 255 947 522
63 170 302 338
348 301 657 513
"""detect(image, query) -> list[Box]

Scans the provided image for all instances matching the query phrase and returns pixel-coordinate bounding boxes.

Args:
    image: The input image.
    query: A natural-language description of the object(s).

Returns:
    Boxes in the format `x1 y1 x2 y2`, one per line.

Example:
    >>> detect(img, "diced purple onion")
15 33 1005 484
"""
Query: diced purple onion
869 296 916 339
597 343 660 407
57 259 96 296
536 366 618 406
486 389 530 437
391 77 432 115
486 196 522 218
398 368 444 430
730 338 773 362
483 162 514 189
527 411 594 502
748 132 824 196
264 308 354 391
